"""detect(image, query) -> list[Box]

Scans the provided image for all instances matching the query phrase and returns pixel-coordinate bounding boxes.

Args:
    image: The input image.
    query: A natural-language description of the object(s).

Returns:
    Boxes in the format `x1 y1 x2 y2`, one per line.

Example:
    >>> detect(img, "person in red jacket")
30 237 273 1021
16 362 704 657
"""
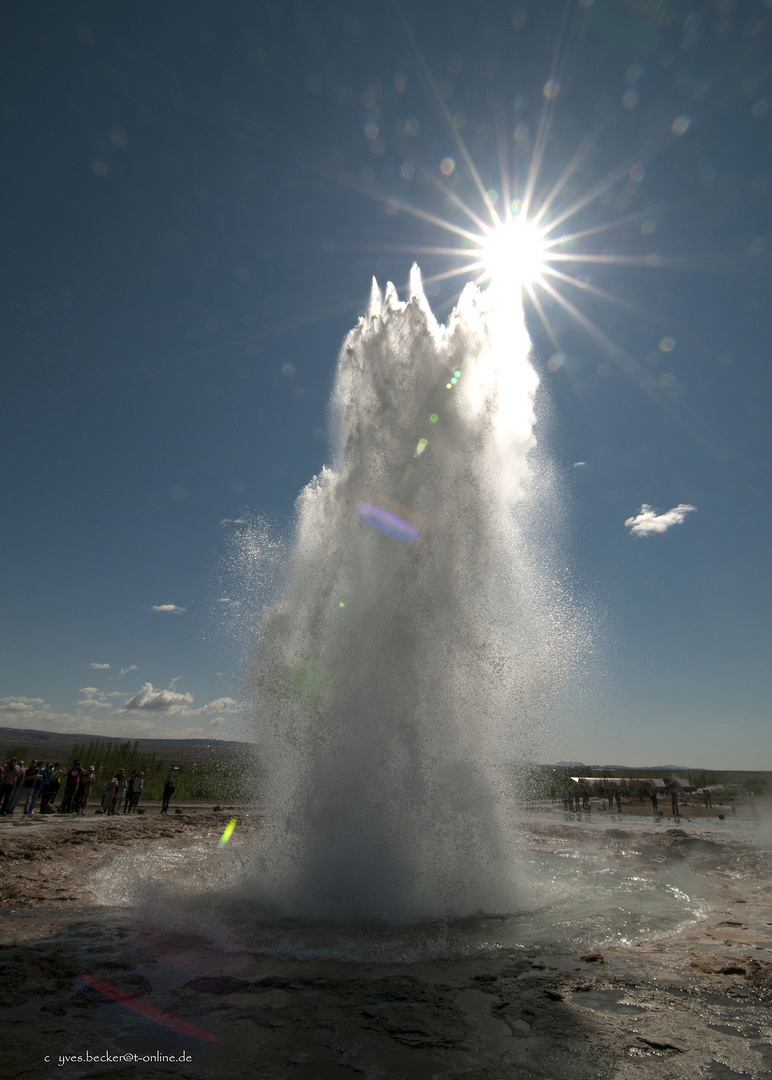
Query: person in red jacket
60 761 84 813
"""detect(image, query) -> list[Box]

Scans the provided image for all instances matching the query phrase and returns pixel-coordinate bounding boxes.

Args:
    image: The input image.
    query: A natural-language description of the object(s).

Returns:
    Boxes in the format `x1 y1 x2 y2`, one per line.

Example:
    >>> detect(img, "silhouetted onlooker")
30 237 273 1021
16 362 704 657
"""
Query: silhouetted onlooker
161 774 176 813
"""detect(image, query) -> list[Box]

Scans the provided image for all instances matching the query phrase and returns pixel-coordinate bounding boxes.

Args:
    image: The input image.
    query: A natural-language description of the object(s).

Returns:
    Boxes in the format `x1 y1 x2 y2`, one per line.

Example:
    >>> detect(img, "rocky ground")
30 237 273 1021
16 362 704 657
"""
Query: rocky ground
0 810 770 1080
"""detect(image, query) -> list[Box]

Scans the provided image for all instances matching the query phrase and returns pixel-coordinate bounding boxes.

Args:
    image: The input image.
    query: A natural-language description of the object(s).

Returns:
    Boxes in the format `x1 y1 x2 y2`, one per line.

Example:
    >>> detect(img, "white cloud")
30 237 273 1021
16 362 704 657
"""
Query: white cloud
77 687 112 709
90 662 110 670
185 696 239 717
624 503 697 537
219 518 247 526
572 461 586 468
123 682 195 712
0 690 244 741
117 665 138 678
152 603 186 614
0 696 45 712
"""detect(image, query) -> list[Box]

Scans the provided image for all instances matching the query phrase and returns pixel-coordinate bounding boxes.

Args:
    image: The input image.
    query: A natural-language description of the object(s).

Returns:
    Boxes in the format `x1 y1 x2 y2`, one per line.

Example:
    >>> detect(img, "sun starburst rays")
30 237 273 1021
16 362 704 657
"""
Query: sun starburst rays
369 112 677 356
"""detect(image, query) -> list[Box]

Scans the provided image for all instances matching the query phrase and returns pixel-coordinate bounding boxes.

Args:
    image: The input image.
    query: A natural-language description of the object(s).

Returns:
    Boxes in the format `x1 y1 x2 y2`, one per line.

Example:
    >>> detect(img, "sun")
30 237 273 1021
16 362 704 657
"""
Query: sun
478 214 550 289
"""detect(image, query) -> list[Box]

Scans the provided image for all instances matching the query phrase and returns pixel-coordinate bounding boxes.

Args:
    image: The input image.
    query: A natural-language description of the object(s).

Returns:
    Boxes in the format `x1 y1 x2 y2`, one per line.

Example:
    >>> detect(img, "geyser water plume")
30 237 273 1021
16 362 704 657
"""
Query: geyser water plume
249 266 583 923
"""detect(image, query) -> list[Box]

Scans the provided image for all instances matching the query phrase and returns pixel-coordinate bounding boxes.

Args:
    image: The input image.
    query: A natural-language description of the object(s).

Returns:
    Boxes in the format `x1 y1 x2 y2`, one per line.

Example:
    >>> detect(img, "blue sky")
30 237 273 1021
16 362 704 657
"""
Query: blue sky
1 0 770 768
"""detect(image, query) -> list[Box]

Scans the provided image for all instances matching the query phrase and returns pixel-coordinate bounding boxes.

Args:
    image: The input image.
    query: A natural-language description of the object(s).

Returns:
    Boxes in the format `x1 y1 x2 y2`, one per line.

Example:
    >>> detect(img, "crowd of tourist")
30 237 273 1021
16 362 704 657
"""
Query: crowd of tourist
0 757 163 817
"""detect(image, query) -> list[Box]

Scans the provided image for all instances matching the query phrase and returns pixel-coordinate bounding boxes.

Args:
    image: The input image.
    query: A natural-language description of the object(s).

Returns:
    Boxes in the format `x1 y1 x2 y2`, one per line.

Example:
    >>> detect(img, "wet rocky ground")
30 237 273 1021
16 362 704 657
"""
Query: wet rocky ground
1 811 770 1079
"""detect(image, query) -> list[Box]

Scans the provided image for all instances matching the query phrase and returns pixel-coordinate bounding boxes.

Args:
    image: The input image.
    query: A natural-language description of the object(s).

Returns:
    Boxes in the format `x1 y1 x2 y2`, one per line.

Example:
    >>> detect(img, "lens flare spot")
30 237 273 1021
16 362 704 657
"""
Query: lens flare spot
429 413 438 423
414 438 428 457
659 336 675 352
440 156 455 176
547 352 565 371
358 502 422 542
289 658 330 700
672 114 691 135
543 78 560 99
77 972 218 1043
219 817 237 846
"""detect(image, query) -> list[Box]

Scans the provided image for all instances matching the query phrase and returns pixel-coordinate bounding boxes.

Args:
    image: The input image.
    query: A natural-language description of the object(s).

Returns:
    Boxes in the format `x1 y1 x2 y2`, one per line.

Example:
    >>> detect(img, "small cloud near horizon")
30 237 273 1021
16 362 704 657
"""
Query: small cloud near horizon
185 696 240 718
624 503 697 537
219 518 247 526
152 603 186 614
0 696 45 712
90 662 110 669
572 462 586 468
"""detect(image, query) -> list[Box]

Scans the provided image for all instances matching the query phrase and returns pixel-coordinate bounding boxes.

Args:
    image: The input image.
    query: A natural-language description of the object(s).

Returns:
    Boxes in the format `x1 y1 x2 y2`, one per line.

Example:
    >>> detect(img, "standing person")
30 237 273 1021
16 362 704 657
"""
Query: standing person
32 763 52 814
112 771 126 815
670 787 680 817
650 790 658 814
0 758 21 814
39 762 60 812
130 772 144 812
78 767 95 815
615 790 622 813
22 761 42 816
5 761 25 816
123 774 135 814
105 773 118 814
161 773 176 814
748 791 760 819
60 761 83 813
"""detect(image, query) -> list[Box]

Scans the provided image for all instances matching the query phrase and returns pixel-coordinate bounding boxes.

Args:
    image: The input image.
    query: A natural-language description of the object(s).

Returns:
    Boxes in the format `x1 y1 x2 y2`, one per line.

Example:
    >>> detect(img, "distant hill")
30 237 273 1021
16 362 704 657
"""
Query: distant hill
595 764 691 772
0 726 253 765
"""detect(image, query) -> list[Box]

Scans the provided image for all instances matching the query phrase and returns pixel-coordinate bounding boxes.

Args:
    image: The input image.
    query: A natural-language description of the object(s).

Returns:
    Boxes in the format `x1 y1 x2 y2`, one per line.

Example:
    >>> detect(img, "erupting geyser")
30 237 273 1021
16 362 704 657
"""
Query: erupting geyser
250 266 582 923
